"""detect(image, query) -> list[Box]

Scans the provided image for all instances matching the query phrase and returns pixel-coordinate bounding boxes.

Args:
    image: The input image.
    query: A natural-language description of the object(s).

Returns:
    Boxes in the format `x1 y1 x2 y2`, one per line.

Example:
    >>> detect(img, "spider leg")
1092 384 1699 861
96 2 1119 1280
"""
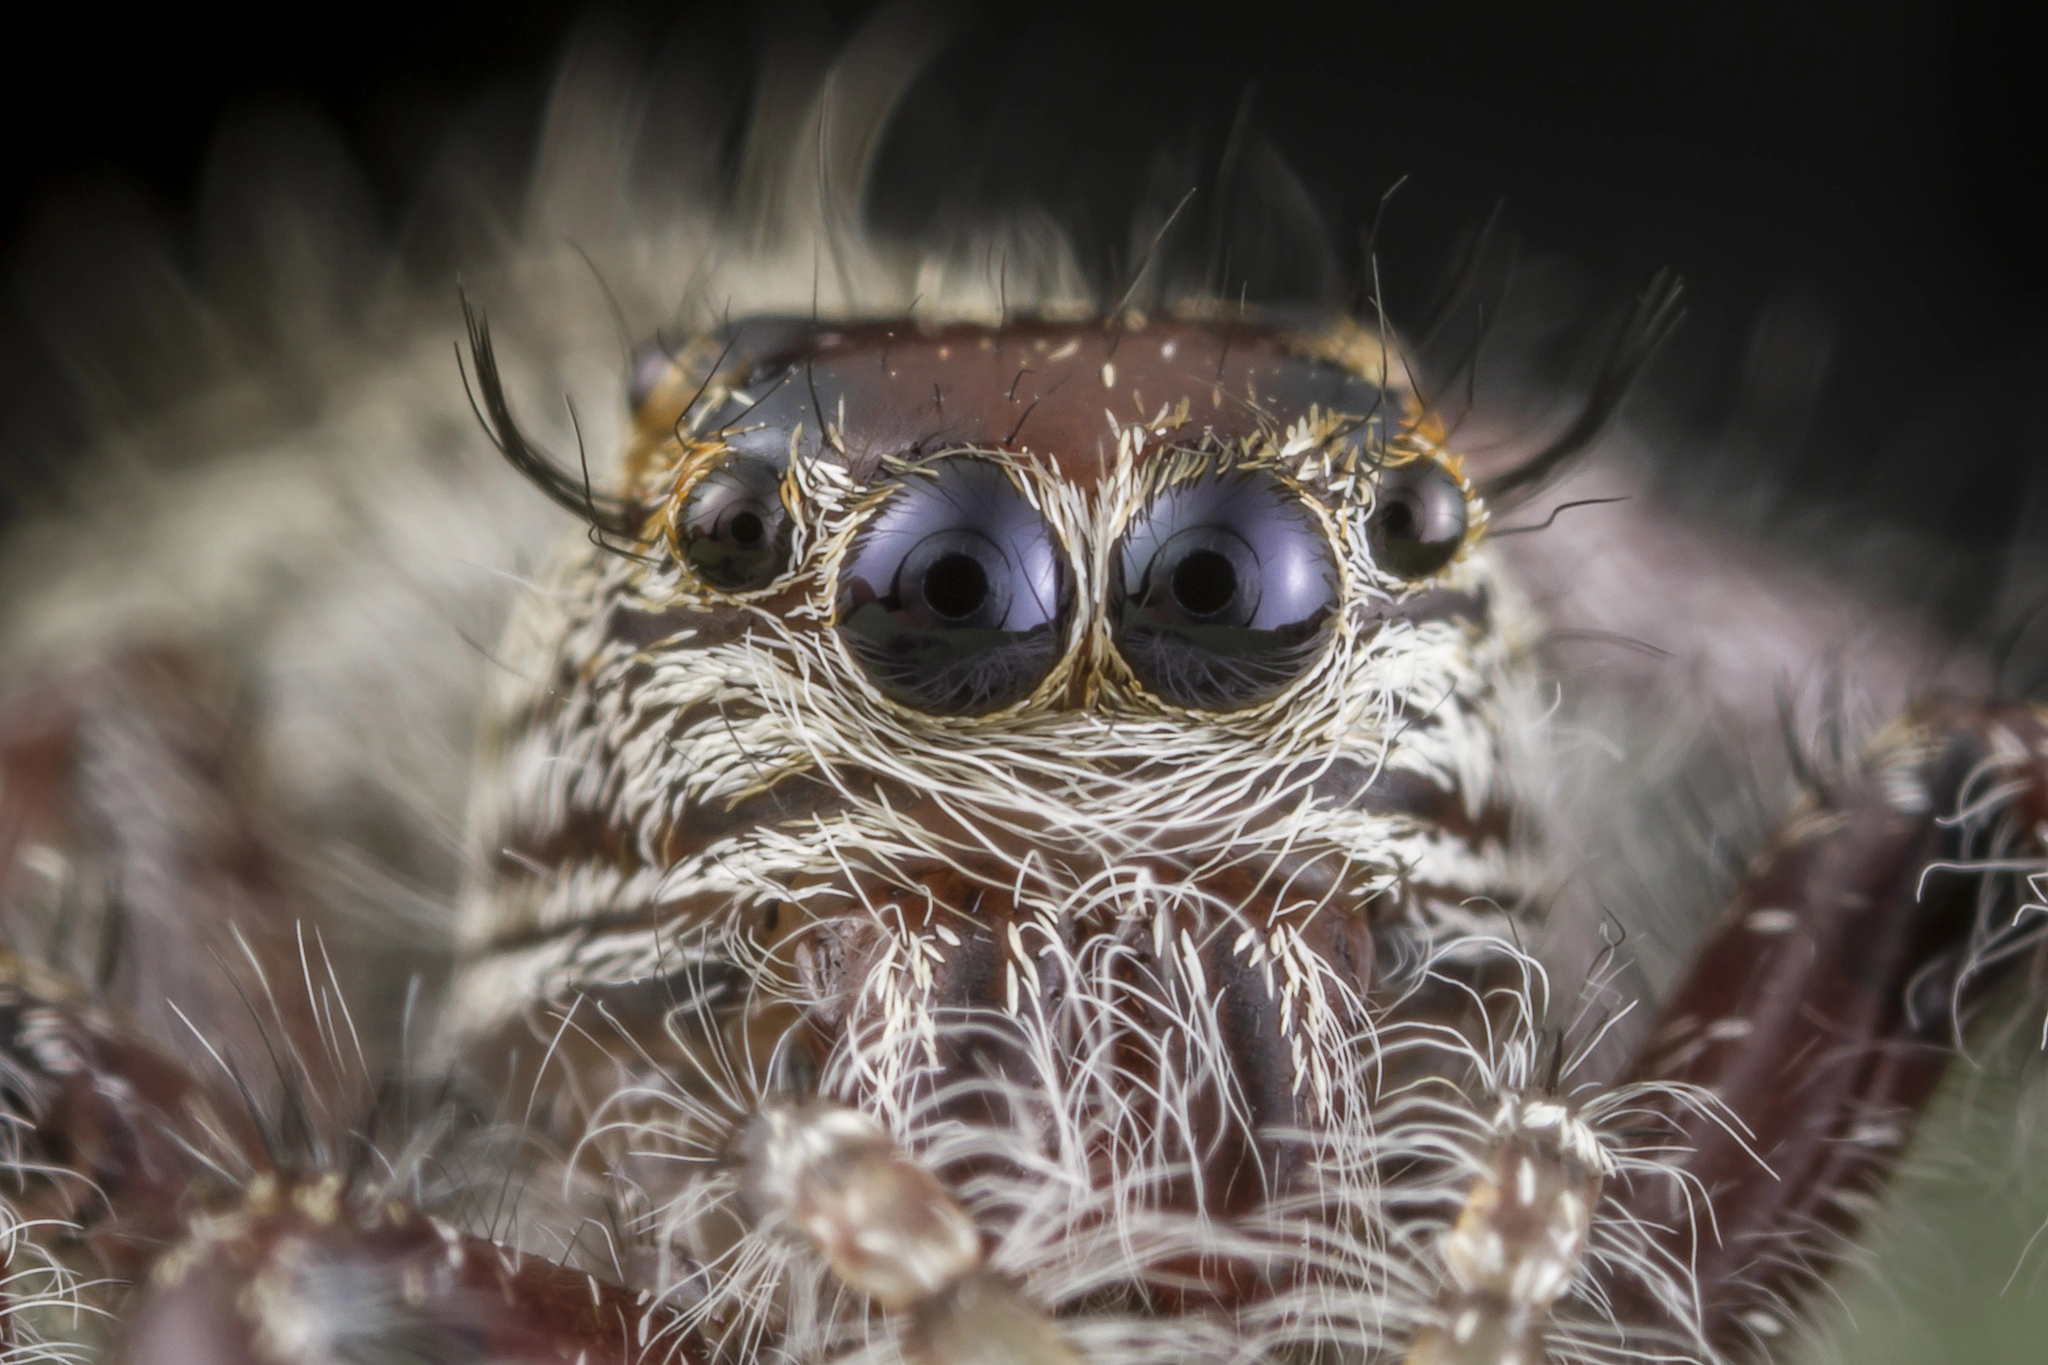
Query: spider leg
2 944 687 1363
1 948 259 1273
108 1173 668 1365
1610 697 2048 1358
1 654 686 1362
0 649 321 1116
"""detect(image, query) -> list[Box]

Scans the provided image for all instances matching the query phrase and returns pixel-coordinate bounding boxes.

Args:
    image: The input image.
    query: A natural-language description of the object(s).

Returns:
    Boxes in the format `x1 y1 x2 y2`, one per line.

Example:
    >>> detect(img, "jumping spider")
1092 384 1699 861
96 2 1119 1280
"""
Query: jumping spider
1 66 2044 1356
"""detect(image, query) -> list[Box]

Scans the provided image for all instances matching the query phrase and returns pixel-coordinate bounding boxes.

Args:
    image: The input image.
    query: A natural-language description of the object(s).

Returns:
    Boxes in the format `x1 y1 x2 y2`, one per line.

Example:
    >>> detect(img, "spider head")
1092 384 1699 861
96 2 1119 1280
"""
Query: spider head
456 313 1541 1300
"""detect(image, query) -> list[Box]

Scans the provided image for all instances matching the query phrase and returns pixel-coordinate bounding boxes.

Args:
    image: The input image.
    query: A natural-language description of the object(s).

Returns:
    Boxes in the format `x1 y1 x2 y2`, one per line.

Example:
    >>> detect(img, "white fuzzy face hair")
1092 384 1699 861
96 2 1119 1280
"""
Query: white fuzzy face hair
444 309 1709 1365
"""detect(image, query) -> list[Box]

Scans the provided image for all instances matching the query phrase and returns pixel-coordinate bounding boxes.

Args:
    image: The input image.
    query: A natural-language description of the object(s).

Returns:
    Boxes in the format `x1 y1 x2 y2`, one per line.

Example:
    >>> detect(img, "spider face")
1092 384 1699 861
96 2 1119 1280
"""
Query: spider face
447 315 1553 1345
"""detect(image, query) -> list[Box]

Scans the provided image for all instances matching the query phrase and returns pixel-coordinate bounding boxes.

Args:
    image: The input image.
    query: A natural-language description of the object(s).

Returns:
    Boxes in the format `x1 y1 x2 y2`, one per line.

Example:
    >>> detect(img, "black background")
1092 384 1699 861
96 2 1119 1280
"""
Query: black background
3 0 2043 548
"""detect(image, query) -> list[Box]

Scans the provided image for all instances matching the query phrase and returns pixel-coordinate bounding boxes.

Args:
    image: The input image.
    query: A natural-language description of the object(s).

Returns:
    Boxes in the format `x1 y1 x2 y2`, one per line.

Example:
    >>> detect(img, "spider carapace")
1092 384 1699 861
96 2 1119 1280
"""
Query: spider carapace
4 306 2046 1365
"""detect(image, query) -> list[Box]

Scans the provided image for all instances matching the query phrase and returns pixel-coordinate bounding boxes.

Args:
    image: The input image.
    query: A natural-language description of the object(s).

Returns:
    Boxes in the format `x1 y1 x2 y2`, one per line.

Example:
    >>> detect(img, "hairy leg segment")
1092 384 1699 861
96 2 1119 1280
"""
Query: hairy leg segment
1609 699 2048 1359
0 653 674 1363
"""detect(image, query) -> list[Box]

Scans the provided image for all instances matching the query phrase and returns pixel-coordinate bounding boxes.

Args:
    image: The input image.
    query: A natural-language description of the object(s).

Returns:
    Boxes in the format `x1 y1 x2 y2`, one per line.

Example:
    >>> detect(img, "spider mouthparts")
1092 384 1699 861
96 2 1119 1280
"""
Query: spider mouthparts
777 857 1378 1243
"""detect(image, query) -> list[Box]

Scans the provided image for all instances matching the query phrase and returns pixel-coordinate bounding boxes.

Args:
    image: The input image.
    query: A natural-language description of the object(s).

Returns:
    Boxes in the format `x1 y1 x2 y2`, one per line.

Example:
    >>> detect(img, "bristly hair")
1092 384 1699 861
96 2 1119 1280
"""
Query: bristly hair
1478 268 1688 503
459 287 640 545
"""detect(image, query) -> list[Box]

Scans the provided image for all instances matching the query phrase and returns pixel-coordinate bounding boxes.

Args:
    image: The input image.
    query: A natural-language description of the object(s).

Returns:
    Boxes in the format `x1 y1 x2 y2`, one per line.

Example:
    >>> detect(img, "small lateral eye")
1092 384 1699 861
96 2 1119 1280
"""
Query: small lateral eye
836 457 1073 717
677 457 792 592
1111 468 1340 710
1368 460 1468 579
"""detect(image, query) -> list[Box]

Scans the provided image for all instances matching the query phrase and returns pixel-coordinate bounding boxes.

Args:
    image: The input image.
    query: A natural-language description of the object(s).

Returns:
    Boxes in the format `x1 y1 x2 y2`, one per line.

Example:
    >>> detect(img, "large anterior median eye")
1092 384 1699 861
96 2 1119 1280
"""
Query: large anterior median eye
836 458 1072 716
678 457 792 591
1111 469 1339 710
1367 458 1468 579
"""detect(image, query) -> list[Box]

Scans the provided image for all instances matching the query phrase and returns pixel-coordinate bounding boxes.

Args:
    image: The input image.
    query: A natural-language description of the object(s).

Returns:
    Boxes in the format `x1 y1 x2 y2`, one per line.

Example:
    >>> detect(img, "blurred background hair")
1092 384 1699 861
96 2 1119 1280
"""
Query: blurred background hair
1 4 2043 1360
5 0 2043 557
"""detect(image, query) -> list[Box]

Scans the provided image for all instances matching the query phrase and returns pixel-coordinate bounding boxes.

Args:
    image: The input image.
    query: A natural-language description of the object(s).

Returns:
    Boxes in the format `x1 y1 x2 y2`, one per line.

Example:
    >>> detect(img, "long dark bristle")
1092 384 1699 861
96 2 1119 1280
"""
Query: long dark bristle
458 289 639 542
1480 269 1688 502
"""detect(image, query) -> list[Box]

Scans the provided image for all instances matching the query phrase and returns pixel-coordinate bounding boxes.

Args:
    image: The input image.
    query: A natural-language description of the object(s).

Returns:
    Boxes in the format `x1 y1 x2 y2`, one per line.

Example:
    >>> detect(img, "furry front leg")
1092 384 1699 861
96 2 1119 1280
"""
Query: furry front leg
108 1173 665 1365
1611 698 2048 1358
0 655 681 1361
2 917 684 1363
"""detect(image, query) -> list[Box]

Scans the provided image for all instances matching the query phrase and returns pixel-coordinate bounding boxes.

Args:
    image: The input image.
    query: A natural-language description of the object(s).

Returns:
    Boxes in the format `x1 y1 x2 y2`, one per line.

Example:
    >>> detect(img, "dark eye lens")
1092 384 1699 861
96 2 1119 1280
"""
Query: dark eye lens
836 458 1072 715
1111 469 1339 710
1369 460 1467 578
678 458 792 591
